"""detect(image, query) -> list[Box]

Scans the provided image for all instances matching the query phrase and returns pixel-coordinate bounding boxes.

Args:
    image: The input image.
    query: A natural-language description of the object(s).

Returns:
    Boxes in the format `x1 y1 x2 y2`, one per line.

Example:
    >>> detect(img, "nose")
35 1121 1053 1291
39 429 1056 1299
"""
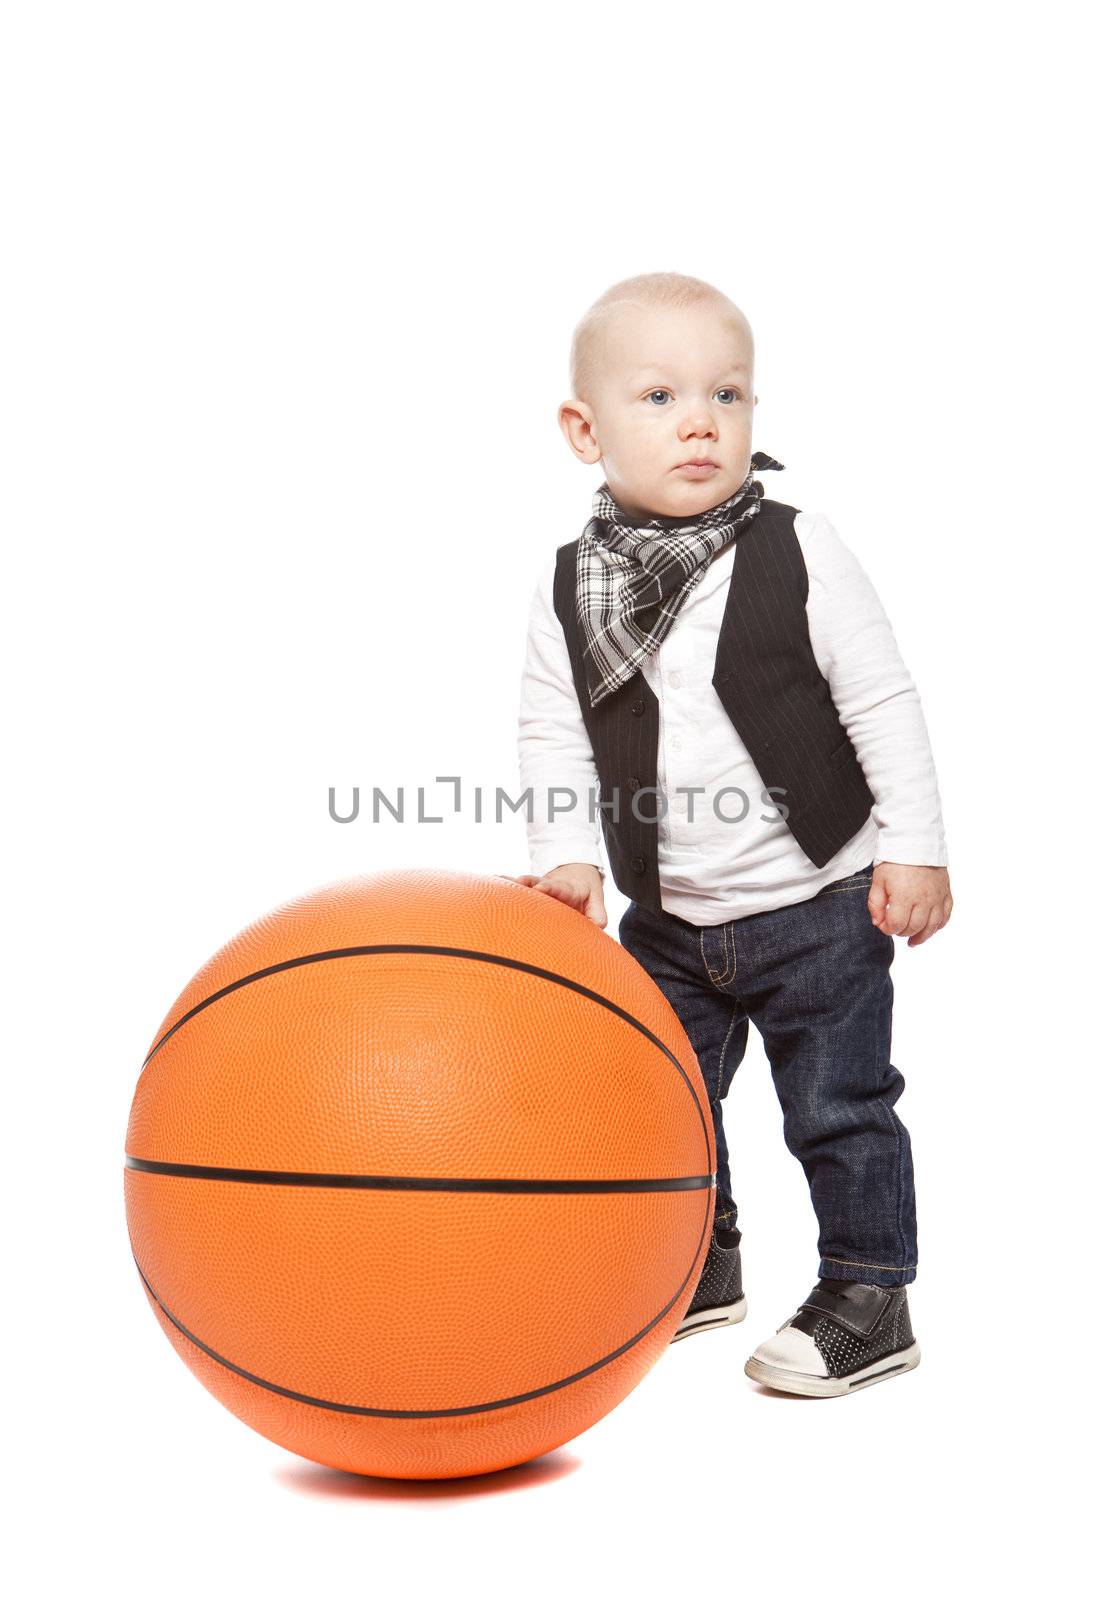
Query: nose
677 409 717 440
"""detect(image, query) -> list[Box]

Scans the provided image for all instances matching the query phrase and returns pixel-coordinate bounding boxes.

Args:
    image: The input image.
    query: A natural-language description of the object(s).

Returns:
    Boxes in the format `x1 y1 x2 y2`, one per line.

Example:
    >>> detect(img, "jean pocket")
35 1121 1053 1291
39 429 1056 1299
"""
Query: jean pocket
820 864 873 894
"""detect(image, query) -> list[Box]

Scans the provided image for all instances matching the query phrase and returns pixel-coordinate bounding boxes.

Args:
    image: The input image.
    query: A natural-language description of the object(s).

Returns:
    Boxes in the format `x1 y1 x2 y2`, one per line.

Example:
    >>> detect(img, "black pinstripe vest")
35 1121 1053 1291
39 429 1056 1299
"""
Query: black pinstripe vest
551 497 876 913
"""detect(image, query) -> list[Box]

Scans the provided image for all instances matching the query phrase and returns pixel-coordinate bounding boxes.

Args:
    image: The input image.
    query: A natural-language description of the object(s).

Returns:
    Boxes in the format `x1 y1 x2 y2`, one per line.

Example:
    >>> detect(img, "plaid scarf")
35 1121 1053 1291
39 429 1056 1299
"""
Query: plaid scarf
576 451 785 707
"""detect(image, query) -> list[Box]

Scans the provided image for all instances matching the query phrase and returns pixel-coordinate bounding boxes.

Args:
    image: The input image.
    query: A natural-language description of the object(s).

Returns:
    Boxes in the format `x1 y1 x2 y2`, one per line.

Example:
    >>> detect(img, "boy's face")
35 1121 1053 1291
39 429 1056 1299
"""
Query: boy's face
560 302 758 521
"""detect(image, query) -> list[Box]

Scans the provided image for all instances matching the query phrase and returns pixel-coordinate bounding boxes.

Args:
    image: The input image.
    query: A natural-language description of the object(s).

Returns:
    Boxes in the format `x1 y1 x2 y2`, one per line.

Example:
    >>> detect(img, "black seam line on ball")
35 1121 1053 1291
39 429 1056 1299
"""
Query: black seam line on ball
130 1197 713 1419
144 945 686 1077
124 1156 714 1192
139 943 712 1183
139 944 711 1170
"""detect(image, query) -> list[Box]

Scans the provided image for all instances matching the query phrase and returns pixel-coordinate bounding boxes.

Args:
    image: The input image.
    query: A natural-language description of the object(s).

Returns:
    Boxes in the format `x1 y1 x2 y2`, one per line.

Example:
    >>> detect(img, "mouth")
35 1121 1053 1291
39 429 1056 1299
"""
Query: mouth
674 459 719 476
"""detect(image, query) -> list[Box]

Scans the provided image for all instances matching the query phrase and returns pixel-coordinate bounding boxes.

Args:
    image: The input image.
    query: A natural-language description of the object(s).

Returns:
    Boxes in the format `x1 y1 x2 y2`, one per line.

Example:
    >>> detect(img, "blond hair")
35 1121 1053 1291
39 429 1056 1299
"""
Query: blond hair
569 272 751 406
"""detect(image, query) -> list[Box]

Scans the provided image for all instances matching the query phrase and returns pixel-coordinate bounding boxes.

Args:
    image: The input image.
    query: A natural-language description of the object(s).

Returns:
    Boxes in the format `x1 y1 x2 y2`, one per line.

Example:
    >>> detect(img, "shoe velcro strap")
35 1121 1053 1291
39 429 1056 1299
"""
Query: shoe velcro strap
801 1283 892 1338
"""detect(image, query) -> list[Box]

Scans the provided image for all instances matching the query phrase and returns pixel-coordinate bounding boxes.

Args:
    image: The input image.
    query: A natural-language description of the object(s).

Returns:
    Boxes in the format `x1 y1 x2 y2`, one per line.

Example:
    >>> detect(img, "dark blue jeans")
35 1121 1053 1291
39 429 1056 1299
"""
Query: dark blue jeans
617 863 917 1287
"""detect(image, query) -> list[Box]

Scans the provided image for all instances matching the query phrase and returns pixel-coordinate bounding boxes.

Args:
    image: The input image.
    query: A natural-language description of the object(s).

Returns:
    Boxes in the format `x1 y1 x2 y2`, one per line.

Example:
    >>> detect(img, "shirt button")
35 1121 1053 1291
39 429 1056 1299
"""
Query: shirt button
671 735 682 751
631 699 645 716
631 855 646 873
626 776 641 792
667 670 682 688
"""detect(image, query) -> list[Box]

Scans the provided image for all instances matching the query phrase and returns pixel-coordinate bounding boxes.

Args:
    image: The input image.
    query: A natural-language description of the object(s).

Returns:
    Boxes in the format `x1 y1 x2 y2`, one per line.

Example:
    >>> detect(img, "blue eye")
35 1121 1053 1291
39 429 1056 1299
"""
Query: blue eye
716 388 739 404
647 389 670 405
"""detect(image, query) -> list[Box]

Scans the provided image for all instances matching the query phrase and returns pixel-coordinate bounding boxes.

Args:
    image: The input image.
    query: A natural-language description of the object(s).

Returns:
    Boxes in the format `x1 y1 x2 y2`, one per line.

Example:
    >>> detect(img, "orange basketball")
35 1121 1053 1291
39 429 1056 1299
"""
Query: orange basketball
123 868 715 1479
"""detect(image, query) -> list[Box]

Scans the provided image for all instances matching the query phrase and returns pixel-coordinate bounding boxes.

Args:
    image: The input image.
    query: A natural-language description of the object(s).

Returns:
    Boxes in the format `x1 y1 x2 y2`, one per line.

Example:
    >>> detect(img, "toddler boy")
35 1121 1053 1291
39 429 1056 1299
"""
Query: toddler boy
512 272 952 1396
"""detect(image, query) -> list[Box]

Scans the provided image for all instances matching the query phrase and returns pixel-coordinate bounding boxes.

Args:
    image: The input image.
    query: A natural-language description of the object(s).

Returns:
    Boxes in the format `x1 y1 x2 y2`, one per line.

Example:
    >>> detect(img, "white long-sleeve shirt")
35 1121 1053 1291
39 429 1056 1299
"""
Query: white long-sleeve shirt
516 508 948 925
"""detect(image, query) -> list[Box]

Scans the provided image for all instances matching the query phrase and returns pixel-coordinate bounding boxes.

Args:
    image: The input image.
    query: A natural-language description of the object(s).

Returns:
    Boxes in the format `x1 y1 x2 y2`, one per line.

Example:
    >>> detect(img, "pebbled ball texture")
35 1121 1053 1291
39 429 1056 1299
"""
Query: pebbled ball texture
124 868 715 1479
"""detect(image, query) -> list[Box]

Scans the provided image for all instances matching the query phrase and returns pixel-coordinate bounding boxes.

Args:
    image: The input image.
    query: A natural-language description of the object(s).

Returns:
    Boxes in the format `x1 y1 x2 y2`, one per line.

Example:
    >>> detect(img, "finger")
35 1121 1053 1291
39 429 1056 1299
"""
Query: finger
537 881 583 909
908 904 945 947
932 898 951 930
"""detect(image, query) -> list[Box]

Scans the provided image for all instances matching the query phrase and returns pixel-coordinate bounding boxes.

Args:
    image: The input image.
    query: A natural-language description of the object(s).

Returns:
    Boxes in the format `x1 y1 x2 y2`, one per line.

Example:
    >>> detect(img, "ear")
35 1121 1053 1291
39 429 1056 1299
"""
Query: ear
557 398 602 465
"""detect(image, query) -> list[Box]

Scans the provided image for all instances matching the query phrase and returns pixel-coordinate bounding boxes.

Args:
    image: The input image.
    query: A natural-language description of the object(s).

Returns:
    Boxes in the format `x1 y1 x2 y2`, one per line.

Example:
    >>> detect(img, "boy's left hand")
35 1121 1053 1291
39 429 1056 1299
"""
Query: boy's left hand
869 862 953 947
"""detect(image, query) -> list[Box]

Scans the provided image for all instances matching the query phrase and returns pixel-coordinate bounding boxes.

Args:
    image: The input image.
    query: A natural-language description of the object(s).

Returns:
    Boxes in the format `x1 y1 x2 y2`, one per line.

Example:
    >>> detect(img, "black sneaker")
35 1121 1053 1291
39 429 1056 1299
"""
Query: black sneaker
744 1279 920 1396
671 1222 747 1342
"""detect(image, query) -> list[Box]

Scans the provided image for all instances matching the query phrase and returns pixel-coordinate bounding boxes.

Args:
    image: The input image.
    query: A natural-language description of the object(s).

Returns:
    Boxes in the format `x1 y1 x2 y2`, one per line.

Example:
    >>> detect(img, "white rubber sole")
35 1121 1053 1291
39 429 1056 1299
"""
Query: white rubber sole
671 1293 748 1342
744 1339 921 1396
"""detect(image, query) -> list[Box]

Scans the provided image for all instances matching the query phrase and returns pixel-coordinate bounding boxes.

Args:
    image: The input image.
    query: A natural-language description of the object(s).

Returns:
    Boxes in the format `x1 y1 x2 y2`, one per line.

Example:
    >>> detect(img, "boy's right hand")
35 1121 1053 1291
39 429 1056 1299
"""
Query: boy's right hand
497 864 607 928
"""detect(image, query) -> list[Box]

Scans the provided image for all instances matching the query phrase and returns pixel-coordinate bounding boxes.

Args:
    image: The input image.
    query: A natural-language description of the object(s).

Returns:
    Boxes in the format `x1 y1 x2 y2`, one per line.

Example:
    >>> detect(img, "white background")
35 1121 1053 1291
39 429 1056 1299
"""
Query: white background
4 2 1105 1595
